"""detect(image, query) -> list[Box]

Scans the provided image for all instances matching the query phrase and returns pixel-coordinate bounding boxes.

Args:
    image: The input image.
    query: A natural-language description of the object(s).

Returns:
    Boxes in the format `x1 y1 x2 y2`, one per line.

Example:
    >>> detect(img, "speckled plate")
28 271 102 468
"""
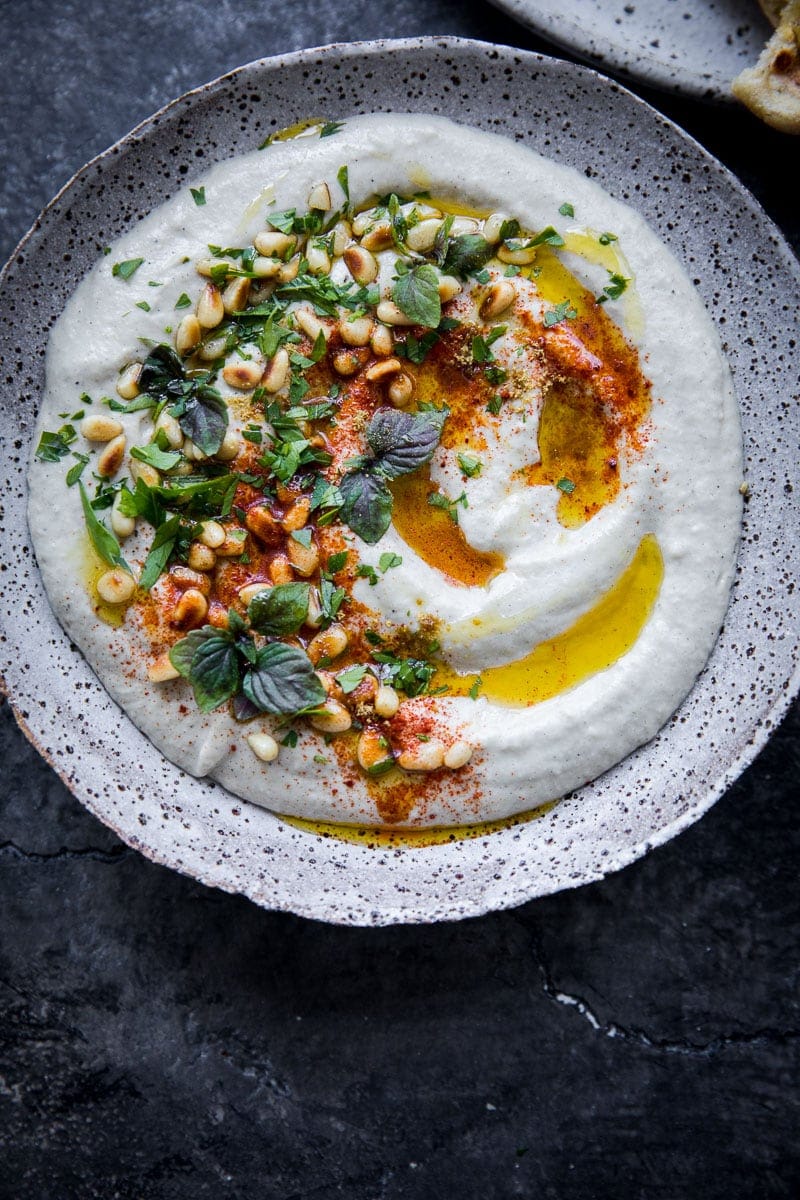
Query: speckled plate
488 0 773 101
1 38 798 925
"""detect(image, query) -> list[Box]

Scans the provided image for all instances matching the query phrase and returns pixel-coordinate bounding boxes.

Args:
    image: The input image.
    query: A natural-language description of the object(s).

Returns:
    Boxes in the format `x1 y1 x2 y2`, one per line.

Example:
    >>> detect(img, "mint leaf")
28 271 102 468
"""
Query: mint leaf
35 425 77 462
171 384 228 456
79 482 130 572
442 234 491 278
247 582 310 636
243 643 326 714
169 626 240 712
339 471 393 544
391 264 441 328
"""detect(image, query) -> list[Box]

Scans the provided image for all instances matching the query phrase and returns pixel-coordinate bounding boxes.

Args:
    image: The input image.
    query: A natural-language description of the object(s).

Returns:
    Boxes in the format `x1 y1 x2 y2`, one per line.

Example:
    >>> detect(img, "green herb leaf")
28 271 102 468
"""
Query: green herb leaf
247 582 310 636
366 406 447 479
175 293 192 309
391 263 441 328
556 477 576 494
139 514 181 590
79 482 130 571
319 121 344 138
243 643 326 714
442 234 492 278
428 489 467 524
468 676 483 700
356 563 379 586
136 300 151 312
472 326 507 364
336 663 369 694
530 226 566 248
457 453 482 478
339 471 393 544
336 164 349 206
597 272 629 303
599 231 618 246
169 626 240 712
327 550 348 573
379 552 402 572
35 425 77 462
190 186 206 206
65 453 90 486
112 258 144 281
130 443 182 471
543 301 578 327
558 202 575 217
172 384 229 456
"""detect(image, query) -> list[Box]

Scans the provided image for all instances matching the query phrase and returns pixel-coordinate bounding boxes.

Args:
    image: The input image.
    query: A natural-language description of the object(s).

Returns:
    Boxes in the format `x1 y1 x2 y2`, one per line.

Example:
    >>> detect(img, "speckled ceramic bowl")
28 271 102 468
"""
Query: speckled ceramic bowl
1 39 798 925
488 0 773 101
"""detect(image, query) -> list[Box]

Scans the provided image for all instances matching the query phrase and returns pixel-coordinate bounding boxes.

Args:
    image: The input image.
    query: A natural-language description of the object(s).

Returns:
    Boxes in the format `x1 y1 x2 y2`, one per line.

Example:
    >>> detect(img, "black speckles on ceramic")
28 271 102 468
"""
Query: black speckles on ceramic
488 0 773 101
1 39 798 925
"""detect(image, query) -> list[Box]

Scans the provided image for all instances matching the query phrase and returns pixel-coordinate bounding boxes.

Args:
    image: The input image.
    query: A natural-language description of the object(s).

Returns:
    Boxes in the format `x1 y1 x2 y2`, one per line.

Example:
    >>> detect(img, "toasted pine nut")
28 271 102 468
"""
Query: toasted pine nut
222 276 251 314
281 497 310 532
170 460 194 477
332 349 363 376
339 315 374 347
251 256 283 278
497 242 537 265
343 244 378 285
154 411 184 449
376 300 416 327
172 587 208 629
374 684 400 718
351 209 376 236
182 438 207 463
81 414 123 442
331 220 352 256
293 306 328 343
116 362 142 400
450 216 480 237
198 334 228 362
97 433 126 477
361 222 393 252
262 346 290 393
253 230 296 257
129 459 161 488
196 258 235 277
357 728 394 773
197 283 224 329
215 429 241 462
479 280 516 320
269 555 293 584
96 568 136 605
238 582 272 605
307 623 348 665
247 731 279 762
388 372 414 407
438 275 462 302
306 243 331 276
482 211 510 244
277 254 301 283
444 741 473 769
406 218 443 252
370 324 394 356
287 536 319 577
187 542 216 572
110 493 135 539
315 670 335 694
397 737 446 772
215 530 248 557
307 181 332 211
207 603 230 629
305 587 323 629
170 565 210 594
175 314 201 355
246 505 283 546
223 359 263 390
309 699 352 734
365 356 403 383
198 520 225 549
147 652 180 683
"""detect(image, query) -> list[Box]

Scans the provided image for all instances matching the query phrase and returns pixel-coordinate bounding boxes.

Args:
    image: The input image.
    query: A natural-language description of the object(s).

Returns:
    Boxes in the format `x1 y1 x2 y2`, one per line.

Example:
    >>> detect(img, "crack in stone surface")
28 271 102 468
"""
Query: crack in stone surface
0 839 133 865
530 938 800 1057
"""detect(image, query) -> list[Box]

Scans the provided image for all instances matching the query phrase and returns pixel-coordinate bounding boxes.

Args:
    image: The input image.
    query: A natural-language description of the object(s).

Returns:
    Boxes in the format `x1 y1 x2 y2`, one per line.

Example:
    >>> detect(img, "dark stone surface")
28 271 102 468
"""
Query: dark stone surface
1 3 798 1197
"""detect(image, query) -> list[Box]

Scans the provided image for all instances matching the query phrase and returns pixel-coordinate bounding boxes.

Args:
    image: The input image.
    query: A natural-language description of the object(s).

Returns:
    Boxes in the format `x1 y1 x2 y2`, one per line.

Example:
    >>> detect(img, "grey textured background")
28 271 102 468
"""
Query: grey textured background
1 2 798 1197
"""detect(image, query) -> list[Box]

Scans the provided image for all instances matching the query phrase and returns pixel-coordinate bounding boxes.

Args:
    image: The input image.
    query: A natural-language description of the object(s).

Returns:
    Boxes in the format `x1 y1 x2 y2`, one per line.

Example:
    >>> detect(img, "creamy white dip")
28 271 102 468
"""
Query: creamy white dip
29 113 743 826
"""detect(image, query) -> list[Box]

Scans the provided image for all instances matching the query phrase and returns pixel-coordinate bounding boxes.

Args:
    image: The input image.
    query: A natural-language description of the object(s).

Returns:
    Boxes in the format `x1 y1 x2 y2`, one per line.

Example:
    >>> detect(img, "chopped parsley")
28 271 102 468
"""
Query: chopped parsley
112 258 144 281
